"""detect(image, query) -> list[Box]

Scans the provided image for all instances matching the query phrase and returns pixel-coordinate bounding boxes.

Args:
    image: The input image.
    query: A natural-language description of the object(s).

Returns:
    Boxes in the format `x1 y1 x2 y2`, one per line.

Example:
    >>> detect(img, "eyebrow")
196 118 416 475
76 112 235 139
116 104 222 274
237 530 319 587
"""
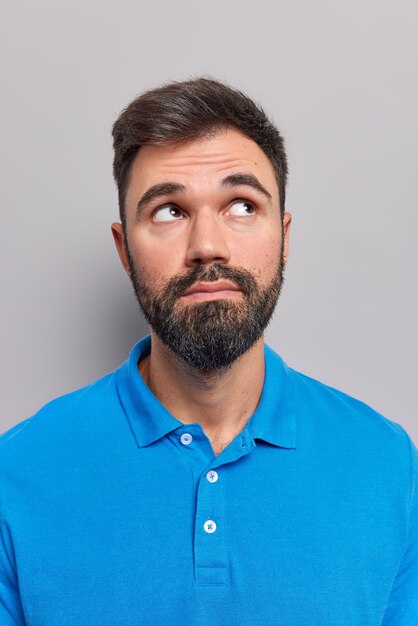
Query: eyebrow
136 182 186 216
135 172 272 217
221 173 272 203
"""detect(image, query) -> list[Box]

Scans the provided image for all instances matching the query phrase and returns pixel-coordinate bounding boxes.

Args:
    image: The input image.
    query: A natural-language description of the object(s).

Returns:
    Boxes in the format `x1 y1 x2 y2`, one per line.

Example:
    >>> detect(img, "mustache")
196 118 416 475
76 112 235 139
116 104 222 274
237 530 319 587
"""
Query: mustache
161 263 258 299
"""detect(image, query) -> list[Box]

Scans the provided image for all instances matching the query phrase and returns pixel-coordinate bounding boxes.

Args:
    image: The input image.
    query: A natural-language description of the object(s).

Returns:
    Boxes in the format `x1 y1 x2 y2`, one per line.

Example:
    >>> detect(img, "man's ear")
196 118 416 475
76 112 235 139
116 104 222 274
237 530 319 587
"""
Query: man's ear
111 222 131 276
282 212 292 266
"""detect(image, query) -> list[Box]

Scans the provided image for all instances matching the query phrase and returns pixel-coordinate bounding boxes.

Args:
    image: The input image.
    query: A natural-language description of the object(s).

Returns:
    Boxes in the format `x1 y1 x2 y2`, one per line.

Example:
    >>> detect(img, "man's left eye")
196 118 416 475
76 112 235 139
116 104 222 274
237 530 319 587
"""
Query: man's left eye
227 200 256 217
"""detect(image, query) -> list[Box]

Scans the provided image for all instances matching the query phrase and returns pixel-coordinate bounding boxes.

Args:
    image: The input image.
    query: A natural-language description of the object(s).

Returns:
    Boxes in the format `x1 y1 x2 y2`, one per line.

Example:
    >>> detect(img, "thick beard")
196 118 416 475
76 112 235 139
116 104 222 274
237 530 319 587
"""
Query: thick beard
125 243 285 372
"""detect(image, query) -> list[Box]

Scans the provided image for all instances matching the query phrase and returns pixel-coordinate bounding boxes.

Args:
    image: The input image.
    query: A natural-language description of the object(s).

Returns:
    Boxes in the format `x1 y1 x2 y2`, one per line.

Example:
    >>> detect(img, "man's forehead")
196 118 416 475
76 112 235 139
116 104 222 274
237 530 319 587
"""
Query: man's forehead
127 128 278 193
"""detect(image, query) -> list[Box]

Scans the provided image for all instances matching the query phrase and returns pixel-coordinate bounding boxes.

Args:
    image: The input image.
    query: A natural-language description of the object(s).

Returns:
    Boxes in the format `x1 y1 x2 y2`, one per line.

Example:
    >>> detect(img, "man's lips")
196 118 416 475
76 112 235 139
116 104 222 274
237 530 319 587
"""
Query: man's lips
181 280 242 303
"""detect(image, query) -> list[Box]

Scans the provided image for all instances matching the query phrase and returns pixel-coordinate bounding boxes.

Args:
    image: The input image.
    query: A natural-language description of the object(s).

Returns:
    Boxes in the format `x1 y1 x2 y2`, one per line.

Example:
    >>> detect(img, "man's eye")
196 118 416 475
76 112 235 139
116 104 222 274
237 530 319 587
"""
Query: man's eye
227 200 256 217
153 205 184 222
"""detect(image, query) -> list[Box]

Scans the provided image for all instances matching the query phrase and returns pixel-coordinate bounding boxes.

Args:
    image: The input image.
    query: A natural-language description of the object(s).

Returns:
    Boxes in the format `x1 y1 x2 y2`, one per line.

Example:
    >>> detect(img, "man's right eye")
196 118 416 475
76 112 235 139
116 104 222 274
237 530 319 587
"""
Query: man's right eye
153 205 184 222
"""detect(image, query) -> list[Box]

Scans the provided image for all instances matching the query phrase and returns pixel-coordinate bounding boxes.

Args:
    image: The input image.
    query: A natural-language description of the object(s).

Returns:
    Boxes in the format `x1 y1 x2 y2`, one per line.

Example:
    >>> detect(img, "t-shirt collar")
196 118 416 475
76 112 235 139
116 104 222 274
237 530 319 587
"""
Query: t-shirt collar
116 335 296 450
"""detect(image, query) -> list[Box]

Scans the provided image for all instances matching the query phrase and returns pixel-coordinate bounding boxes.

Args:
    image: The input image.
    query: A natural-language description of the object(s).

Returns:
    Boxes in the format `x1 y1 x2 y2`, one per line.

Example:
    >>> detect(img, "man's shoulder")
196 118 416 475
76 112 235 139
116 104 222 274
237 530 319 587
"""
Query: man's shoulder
273 354 417 494
299 368 416 461
0 370 119 462
294 365 403 429
267 346 414 453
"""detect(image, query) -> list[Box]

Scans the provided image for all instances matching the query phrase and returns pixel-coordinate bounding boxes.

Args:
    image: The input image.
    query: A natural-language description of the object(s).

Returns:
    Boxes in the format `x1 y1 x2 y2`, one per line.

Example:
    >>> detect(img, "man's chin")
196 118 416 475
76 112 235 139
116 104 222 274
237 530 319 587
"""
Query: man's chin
173 298 245 323
153 317 261 372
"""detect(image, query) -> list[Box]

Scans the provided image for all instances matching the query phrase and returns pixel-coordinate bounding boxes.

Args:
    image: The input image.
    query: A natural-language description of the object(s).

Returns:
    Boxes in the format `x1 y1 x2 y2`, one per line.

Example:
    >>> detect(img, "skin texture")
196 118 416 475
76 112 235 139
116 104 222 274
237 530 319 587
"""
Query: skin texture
112 128 291 455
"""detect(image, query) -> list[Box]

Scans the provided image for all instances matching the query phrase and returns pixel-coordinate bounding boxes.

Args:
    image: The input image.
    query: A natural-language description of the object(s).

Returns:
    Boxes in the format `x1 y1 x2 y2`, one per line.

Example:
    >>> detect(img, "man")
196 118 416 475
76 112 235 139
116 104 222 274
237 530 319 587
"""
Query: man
0 79 416 626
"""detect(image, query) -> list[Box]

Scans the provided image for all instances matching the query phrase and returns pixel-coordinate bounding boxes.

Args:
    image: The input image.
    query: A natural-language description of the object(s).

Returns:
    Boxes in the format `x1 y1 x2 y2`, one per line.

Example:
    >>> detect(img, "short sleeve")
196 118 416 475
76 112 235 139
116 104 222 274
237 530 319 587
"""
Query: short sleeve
381 435 418 625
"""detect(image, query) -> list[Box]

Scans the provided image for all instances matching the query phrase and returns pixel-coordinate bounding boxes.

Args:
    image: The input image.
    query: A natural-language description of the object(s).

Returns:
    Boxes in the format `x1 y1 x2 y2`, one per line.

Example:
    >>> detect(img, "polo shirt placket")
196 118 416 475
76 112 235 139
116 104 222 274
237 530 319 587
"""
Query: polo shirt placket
174 425 255 586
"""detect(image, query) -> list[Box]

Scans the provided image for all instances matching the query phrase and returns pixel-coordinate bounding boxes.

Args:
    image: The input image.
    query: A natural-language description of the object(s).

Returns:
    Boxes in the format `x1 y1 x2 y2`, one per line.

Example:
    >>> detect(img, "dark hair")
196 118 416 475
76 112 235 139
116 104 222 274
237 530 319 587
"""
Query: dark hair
112 77 288 226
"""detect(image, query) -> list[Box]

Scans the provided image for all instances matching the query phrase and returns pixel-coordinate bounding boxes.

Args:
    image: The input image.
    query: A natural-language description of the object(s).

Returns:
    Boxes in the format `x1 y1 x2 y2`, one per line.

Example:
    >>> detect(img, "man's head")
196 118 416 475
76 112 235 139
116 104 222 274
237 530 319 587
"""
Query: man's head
112 78 288 228
111 78 291 371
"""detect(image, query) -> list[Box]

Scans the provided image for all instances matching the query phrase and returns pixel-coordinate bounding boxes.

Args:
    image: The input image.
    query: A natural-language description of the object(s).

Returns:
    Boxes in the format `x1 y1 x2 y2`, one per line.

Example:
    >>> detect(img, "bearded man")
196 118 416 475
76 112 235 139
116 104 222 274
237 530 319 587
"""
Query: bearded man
0 78 417 626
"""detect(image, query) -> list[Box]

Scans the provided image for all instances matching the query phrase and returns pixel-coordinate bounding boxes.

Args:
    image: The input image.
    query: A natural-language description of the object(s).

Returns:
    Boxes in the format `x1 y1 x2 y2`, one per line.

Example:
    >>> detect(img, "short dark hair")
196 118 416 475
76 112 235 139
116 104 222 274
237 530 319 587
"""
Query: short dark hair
112 77 288 226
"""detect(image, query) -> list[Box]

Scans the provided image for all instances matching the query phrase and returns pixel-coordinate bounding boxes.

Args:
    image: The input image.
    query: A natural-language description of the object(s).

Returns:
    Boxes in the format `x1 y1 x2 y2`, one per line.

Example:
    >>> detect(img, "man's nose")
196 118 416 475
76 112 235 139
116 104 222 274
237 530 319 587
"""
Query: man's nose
185 210 231 267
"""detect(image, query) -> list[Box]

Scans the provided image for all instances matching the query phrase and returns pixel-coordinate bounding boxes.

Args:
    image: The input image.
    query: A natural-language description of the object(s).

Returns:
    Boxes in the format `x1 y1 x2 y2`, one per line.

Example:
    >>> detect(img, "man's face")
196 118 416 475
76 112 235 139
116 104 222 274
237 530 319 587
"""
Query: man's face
112 127 291 370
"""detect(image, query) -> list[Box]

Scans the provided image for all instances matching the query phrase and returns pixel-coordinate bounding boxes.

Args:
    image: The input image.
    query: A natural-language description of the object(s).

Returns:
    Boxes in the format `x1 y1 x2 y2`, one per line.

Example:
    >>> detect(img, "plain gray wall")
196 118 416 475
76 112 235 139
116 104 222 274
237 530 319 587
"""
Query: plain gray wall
1 0 417 444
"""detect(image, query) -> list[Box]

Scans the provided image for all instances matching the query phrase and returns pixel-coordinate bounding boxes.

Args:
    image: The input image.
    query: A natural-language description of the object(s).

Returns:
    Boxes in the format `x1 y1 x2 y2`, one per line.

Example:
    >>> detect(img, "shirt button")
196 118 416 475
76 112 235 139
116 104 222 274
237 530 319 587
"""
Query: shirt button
206 470 219 483
203 520 217 534
180 433 193 445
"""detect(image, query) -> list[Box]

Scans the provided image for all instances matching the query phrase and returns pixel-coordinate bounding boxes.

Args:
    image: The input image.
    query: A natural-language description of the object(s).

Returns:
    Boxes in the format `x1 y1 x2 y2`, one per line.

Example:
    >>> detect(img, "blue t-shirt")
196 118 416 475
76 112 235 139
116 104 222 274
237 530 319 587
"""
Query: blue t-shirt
0 336 417 625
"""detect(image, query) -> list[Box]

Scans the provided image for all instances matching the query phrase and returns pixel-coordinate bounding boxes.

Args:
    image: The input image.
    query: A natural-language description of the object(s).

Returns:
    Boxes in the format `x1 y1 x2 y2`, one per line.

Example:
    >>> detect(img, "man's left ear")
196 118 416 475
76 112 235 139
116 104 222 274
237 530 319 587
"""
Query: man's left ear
282 212 292 265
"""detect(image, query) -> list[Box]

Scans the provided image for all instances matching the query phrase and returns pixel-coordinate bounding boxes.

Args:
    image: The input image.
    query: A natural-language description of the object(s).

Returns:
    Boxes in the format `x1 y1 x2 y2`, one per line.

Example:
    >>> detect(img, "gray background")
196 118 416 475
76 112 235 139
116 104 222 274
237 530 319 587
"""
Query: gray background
1 0 417 443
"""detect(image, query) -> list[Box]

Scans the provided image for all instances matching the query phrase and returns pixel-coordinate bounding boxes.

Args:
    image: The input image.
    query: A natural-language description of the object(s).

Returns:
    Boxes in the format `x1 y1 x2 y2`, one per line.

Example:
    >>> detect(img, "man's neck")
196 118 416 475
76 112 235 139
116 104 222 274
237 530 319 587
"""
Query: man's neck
138 333 266 455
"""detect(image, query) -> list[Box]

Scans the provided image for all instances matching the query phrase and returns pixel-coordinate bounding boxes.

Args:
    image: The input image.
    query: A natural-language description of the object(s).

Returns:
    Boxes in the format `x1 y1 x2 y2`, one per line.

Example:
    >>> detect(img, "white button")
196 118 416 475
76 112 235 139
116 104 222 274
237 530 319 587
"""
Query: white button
204 520 217 534
206 470 218 483
180 433 193 445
